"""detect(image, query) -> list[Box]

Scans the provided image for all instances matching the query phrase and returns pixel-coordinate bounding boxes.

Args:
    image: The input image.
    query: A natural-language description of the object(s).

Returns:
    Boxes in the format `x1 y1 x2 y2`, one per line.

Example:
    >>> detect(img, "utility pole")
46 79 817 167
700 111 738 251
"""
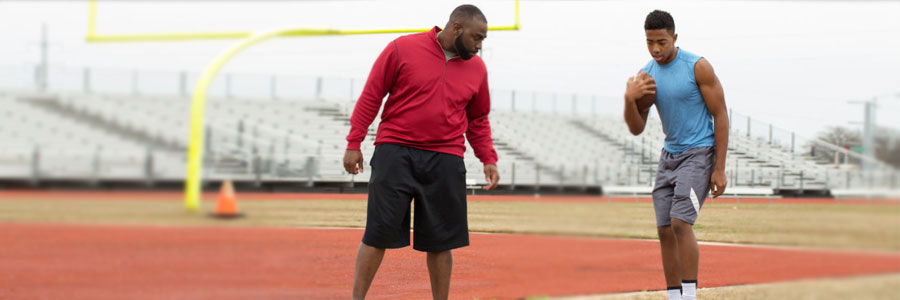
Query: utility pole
848 98 877 171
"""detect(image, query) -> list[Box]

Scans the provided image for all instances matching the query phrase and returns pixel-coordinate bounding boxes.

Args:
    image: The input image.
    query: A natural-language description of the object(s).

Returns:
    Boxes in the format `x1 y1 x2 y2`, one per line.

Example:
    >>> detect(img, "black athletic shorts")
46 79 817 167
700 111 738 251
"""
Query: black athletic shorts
361 143 469 252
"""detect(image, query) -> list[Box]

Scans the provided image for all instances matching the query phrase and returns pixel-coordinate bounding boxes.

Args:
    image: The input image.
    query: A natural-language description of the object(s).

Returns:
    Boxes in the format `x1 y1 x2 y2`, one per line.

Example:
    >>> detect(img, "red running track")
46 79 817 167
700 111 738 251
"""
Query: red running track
0 223 898 299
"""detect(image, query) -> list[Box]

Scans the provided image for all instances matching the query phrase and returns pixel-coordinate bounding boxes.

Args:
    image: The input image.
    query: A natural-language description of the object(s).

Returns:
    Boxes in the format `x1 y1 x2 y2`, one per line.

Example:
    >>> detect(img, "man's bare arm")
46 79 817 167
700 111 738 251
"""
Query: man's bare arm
624 72 655 135
695 58 729 197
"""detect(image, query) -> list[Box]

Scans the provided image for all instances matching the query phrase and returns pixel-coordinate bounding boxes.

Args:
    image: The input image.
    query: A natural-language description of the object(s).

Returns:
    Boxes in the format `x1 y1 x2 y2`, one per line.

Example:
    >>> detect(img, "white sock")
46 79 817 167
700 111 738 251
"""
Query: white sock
667 287 682 300
682 281 697 300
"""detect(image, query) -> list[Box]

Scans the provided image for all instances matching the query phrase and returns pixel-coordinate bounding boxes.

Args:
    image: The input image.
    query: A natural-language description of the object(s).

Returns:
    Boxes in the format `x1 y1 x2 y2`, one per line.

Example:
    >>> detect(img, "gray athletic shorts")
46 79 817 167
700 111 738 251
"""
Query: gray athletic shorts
652 146 716 227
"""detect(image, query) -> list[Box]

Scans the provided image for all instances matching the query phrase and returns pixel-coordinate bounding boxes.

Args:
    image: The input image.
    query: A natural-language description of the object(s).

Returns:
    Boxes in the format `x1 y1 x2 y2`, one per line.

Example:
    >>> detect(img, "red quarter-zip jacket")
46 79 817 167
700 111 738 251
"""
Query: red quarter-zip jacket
346 26 498 165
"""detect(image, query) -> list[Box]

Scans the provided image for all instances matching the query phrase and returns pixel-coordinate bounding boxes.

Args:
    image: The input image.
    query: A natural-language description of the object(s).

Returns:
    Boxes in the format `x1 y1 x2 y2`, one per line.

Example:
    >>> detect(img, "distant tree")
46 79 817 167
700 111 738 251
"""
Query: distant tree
812 126 900 169
874 127 900 169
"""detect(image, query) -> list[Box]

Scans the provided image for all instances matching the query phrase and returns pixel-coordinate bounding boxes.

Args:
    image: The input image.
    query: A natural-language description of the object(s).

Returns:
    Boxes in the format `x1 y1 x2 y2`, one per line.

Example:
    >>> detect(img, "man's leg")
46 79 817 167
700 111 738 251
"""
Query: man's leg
658 225 682 287
413 151 469 299
668 146 716 300
673 218 699 299
355 144 416 299
352 243 386 300
672 218 698 280
653 151 681 299
426 250 452 300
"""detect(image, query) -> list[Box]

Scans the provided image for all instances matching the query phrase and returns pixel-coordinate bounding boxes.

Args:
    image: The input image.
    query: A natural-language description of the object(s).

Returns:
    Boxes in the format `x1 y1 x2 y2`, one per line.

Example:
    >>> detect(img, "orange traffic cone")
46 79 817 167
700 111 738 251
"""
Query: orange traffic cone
212 180 243 218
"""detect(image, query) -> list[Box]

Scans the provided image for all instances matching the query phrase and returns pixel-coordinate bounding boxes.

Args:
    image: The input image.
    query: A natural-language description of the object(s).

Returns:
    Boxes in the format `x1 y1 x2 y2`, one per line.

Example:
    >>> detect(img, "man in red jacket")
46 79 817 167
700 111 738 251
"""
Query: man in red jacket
343 5 499 300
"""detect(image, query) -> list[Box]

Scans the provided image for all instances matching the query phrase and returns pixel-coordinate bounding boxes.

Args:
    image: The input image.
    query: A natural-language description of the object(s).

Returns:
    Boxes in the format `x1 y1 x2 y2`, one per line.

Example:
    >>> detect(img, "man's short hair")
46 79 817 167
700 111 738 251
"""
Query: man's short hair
449 4 487 25
645 10 675 34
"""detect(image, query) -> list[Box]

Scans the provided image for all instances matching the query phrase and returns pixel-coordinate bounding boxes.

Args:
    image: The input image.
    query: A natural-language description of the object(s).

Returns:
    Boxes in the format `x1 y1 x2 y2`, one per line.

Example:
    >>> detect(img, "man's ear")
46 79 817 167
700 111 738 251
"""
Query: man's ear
672 33 678 43
452 22 463 34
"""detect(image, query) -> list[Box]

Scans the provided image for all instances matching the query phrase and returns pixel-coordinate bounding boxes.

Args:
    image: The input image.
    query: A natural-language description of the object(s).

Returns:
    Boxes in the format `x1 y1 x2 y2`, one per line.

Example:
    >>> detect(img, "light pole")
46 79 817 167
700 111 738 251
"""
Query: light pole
848 98 877 171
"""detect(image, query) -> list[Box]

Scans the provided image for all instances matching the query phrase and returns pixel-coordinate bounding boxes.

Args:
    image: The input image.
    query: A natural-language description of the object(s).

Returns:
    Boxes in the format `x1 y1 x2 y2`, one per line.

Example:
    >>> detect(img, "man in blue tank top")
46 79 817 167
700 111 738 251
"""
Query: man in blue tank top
623 10 729 300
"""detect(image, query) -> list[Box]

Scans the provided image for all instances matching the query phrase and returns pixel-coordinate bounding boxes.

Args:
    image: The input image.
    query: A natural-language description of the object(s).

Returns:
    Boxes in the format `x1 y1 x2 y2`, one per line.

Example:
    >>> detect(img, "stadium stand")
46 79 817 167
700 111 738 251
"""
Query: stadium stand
1 89 897 196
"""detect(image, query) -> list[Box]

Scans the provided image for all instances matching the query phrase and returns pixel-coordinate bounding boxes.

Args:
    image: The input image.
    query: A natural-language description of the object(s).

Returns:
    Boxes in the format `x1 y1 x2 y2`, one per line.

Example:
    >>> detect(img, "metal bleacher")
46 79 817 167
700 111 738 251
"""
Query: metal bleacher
2 90 897 196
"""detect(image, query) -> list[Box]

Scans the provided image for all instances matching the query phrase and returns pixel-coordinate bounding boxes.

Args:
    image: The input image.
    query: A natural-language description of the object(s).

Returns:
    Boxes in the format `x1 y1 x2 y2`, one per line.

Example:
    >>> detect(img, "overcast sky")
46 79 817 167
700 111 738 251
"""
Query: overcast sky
1 0 898 138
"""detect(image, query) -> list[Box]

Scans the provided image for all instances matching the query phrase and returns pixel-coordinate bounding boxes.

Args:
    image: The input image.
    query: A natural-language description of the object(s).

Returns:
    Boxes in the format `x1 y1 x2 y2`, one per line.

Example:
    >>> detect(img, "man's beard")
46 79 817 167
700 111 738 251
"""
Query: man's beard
454 31 474 60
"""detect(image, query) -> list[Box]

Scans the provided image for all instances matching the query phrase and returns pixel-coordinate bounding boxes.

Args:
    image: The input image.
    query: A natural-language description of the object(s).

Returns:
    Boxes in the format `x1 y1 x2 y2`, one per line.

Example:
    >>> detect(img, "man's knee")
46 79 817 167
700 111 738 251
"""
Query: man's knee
359 242 386 255
427 250 452 260
657 225 675 241
671 218 693 236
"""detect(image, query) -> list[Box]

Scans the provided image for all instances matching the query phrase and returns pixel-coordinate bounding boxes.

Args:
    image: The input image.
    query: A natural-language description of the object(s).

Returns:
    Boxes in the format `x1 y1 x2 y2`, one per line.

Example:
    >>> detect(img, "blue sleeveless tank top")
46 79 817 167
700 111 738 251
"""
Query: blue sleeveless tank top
642 48 715 153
